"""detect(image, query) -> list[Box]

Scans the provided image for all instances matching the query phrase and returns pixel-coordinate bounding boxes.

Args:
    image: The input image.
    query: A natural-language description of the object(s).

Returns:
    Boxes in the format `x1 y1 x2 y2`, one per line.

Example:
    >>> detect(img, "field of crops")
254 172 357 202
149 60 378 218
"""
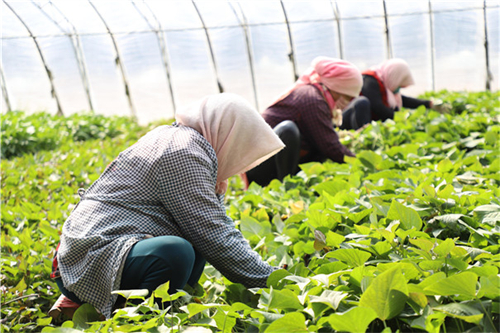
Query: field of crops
1 90 499 332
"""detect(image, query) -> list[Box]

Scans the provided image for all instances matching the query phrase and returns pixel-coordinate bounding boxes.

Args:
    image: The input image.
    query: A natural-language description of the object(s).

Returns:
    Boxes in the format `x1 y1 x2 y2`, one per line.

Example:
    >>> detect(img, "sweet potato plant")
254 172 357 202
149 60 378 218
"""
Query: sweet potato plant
1 91 499 332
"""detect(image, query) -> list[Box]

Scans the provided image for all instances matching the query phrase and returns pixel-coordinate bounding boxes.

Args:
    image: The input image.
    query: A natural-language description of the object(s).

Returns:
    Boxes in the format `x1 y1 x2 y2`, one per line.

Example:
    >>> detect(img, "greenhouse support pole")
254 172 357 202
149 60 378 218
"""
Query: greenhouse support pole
332 1 344 59
191 1 224 93
230 2 259 110
280 0 298 81
383 0 393 59
3 1 64 116
0 63 12 112
428 0 436 91
88 1 137 120
131 1 177 113
483 0 492 91
31 0 95 112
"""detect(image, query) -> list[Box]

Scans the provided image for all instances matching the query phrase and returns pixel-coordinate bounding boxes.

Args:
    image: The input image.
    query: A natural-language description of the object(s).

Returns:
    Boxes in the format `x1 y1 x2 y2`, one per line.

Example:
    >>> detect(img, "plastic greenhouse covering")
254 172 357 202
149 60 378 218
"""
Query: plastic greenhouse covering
1 0 499 125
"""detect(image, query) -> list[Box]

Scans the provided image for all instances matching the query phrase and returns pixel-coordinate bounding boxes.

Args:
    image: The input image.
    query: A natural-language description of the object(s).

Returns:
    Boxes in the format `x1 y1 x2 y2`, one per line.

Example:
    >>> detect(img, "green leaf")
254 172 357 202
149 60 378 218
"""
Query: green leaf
433 238 455 257
213 308 237 333
359 267 408 320
433 303 484 324
269 289 303 310
264 312 308 333
358 151 383 172
308 290 348 310
313 179 350 196
473 204 500 226
240 216 271 240
409 238 435 252
153 281 187 303
111 289 149 299
418 272 446 289
387 200 422 231
437 158 454 173
267 269 291 288
38 220 60 240
42 328 82 333
423 271 478 298
36 317 52 326
409 291 428 309
326 248 371 267
323 307 378 333
325 230 345 248
12 278 27 293
182 327 213 333
184 303 222 318
478 275 500 299
72 303 102 329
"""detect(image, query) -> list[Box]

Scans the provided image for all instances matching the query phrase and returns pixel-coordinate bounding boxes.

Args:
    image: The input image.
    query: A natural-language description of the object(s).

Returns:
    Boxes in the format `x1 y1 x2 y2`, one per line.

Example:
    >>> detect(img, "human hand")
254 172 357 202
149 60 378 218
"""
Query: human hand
430 98 452 114
332 108 343 127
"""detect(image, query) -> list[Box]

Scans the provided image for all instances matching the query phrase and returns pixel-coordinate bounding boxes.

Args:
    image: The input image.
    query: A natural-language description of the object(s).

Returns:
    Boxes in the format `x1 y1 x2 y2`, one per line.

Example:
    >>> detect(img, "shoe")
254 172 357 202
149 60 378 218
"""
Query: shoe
48 294 81 320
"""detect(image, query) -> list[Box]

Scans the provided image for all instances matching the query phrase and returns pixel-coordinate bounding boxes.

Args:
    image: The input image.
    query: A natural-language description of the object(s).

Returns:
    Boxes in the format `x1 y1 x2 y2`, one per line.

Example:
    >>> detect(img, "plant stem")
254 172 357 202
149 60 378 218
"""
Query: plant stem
1 294 39 306
478 300 498 333
454 318 464 332
170 298 174 328
444 256 448 277
222 310 228 333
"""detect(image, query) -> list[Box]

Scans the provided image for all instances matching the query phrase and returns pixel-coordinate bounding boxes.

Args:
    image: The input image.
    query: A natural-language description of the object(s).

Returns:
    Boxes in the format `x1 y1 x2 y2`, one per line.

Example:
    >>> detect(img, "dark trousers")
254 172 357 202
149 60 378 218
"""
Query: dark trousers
56 236 206 305
340 96 371 130
246 120 301 187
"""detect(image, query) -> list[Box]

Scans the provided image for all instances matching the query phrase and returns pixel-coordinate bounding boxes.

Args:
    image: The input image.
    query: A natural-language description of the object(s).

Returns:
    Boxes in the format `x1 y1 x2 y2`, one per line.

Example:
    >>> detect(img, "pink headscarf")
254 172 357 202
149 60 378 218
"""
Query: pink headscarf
175 93 285 194
370 58 415 109
272 56 363 111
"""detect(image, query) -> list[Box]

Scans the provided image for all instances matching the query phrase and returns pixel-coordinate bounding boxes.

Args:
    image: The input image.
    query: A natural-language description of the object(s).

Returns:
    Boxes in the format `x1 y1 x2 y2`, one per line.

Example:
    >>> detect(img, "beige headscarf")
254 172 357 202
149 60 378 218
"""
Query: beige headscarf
370 58 415 108
175 93 285 194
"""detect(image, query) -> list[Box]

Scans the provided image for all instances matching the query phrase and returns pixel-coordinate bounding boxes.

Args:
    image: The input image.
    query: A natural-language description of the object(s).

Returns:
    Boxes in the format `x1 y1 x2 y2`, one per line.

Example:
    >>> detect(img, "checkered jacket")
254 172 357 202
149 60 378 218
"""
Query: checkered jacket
57 124 275 318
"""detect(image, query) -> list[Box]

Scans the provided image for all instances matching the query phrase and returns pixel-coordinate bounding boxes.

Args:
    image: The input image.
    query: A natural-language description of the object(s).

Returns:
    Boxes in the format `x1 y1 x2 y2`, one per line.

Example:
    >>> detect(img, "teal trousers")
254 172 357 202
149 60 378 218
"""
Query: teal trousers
56 235 206 305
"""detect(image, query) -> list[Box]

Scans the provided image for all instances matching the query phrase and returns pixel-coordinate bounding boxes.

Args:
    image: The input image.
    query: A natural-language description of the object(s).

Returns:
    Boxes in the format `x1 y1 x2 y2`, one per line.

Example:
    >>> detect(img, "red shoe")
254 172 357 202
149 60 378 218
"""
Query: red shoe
48 295 81 320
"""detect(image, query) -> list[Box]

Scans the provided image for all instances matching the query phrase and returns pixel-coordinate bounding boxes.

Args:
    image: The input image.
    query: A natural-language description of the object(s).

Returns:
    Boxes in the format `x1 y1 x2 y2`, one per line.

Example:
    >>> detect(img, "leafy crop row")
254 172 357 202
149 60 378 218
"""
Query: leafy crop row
1 111 143 159
1 90 499 332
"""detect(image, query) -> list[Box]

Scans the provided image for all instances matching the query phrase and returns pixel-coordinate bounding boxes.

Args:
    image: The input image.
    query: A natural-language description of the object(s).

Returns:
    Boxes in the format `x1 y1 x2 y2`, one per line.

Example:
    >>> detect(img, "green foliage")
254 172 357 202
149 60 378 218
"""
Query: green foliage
2 91 500 332
0 111 143 159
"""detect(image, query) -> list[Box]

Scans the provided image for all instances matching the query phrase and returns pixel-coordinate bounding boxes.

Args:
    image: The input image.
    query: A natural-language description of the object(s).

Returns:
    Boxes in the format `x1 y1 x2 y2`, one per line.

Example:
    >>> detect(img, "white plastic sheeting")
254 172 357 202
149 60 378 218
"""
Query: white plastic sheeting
1 0 498 124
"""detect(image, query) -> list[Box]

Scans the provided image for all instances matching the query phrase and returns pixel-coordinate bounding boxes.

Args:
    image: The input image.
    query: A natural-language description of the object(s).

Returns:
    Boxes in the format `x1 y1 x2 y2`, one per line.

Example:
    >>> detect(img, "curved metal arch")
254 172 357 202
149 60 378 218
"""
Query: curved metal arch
229 2 259 110
280 0 298 81
428 0 436 91
382 0 393 59
31 0 95 112
0 62 12 112
191 1 224 93
483 0 492 91
88 0 137 119
3 0 64 115
331 1 344 59
131 0 177 113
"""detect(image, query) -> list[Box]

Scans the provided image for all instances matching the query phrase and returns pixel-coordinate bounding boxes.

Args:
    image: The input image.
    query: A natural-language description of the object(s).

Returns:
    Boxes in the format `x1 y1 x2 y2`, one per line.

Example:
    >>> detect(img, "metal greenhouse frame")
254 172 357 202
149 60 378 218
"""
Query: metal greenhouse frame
1 0 498 122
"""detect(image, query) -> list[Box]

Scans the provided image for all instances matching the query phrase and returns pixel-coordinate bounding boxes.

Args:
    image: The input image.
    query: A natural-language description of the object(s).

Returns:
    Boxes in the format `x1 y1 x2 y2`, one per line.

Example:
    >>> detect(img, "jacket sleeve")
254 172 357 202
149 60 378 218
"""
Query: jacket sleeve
155 139 274 288
300 97 355 163
362 76 395 121
402 95 432 109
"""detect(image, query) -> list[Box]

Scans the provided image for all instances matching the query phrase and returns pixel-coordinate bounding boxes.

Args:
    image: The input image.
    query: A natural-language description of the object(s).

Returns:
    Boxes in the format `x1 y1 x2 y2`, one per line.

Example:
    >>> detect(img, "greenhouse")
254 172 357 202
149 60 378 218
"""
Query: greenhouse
1 1 500 332
2 1 499 123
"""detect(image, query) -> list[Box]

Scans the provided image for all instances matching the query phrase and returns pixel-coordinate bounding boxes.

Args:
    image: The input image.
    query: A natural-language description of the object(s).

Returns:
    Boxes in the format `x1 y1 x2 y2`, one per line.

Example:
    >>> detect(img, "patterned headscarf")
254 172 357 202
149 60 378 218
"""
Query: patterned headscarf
370 58 415 108
272 56 363 111
176 93 285 194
